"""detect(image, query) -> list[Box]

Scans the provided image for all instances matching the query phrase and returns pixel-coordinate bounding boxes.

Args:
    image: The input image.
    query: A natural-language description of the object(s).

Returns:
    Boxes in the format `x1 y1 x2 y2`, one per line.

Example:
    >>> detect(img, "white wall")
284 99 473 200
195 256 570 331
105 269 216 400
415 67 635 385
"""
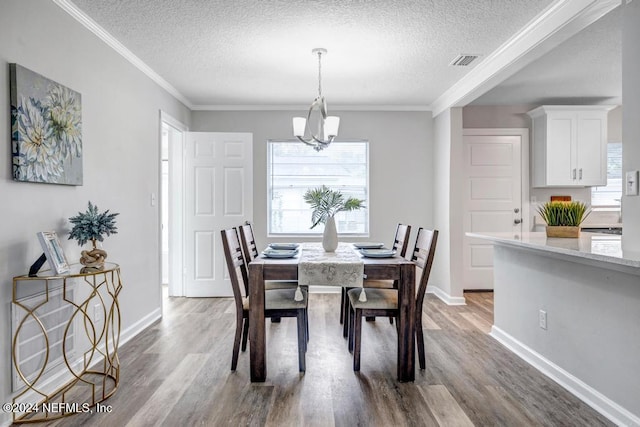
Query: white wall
0 1 190 422
622 0 640 251
190 110 434 251
431 109 453 300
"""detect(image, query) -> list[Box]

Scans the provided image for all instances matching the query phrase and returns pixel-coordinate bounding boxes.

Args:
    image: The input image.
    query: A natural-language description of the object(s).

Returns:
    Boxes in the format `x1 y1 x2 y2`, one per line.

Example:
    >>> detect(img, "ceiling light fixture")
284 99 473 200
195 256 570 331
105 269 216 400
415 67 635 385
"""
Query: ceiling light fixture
293 48 340 152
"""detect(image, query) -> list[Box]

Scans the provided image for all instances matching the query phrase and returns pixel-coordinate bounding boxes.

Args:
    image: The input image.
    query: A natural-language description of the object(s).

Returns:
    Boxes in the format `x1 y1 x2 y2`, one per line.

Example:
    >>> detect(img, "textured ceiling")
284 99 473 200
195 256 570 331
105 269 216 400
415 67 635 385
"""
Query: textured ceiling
472 5 621 106
70 0 558 108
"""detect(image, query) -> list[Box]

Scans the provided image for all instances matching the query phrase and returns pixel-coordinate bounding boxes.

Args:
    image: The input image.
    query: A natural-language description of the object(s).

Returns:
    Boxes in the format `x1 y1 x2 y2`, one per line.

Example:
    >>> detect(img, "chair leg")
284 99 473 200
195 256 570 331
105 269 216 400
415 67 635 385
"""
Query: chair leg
343 298 350 338
306 308 310 344
231 314 244 371
353 309 362 371
416 315 425 370
340 288 345 324
348 304 355 352
297 309 306 372
241 317 250 352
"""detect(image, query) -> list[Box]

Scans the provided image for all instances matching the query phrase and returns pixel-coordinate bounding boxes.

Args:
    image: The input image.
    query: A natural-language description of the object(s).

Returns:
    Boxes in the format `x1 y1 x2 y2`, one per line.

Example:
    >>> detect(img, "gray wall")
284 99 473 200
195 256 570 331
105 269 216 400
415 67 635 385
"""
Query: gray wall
493 245 640 423
431 109 453 299
191 110 434 250
0 1 190 420
622 0 640 250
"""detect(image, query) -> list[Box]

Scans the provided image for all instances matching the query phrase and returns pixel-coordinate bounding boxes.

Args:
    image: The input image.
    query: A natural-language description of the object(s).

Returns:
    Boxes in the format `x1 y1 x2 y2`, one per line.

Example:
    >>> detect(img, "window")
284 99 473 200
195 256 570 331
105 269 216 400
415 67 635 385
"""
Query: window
268 140 369 235
591 142 622 208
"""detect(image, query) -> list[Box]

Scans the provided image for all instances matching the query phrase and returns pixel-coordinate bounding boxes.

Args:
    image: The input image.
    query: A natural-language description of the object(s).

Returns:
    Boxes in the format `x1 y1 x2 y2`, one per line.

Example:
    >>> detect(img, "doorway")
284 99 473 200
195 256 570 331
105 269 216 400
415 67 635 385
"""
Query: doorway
461 128 529 290
160 112 187 297
159 115 254 297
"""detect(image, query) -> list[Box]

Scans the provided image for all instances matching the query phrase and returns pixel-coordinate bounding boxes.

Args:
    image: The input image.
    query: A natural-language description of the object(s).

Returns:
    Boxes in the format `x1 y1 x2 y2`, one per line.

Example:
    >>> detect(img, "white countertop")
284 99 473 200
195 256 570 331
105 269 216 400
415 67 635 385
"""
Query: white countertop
467 232 640 268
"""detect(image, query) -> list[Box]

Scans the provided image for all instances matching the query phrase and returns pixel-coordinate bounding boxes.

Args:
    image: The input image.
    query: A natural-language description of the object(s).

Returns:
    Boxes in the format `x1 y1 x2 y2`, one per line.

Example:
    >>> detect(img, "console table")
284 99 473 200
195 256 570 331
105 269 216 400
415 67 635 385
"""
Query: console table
11 263 122 423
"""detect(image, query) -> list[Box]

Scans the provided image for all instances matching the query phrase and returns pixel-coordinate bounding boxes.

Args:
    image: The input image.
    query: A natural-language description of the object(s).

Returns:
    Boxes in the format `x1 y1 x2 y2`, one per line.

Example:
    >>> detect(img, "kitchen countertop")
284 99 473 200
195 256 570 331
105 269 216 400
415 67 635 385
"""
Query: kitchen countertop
467 231 640 269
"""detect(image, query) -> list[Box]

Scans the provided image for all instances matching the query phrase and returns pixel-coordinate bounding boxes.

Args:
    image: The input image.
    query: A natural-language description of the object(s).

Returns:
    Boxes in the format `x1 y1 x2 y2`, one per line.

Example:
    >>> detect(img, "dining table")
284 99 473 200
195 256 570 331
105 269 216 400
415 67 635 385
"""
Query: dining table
248 242 416 382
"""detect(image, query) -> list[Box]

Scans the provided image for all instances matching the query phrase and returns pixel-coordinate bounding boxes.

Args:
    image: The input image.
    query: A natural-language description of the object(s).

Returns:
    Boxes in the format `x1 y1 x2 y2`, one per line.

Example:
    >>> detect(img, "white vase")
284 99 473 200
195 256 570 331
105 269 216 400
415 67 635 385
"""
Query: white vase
322 216 338 252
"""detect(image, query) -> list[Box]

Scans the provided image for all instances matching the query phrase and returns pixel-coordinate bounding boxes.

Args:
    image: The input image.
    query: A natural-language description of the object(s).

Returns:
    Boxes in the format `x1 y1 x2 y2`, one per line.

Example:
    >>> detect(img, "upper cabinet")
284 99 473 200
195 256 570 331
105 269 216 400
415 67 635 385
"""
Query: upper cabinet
527 105 615 187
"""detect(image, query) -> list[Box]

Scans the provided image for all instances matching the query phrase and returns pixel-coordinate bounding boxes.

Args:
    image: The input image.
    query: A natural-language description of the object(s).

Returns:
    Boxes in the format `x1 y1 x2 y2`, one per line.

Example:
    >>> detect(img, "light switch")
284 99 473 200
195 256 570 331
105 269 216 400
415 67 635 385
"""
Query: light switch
150 192 157 206
626 171 639 196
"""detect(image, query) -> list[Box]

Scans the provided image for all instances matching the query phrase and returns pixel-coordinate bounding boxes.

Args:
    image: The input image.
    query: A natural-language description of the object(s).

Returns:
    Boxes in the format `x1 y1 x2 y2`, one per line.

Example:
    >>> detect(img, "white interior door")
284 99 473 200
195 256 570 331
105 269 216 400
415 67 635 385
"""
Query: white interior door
462 132 523 290
184 132 253 297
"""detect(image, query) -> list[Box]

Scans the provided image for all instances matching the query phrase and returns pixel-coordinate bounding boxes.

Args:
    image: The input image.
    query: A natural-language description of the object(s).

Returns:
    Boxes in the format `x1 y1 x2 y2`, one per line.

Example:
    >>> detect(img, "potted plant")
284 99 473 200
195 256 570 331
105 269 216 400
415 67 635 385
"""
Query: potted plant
303 185 365 251
537 201 589 238
68 201 119 270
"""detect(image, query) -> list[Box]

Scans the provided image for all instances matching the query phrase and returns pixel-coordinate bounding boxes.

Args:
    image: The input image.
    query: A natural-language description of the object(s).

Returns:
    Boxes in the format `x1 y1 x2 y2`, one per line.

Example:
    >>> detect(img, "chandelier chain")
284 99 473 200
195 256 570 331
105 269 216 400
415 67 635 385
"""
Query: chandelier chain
317 50 322 97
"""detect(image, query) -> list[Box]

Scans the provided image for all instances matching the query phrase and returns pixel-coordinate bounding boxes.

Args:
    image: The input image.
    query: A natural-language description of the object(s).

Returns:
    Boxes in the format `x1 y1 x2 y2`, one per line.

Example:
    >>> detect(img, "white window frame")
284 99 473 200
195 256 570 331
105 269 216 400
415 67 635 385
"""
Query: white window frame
591 141 622 211
267 139 370 237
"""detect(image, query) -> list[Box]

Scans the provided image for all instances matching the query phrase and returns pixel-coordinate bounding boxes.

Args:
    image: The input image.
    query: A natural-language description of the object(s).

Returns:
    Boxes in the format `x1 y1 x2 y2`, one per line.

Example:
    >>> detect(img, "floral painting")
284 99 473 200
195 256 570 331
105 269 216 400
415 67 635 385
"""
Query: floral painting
10 64 83 185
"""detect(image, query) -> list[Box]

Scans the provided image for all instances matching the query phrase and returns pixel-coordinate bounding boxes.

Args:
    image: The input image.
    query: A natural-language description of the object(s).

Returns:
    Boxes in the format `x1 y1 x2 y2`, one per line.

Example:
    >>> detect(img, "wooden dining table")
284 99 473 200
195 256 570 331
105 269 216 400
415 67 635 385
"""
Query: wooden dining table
248 244 416 382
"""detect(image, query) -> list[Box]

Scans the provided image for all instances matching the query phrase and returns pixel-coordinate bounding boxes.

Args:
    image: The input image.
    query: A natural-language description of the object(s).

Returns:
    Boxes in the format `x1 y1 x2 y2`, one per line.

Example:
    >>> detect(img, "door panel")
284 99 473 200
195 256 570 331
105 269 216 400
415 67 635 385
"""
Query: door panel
185 132 252 297
463 134 522 290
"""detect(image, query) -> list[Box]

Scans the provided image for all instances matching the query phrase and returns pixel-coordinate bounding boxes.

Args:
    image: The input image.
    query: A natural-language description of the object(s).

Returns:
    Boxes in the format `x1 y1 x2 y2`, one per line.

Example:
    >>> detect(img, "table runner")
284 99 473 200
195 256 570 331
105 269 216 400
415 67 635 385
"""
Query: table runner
296 242 367 301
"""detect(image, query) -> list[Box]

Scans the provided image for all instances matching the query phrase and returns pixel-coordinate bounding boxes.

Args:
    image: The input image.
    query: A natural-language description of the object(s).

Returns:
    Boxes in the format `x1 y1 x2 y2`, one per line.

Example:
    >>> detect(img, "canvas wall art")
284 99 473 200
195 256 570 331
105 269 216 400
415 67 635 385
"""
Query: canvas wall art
10 64 83 185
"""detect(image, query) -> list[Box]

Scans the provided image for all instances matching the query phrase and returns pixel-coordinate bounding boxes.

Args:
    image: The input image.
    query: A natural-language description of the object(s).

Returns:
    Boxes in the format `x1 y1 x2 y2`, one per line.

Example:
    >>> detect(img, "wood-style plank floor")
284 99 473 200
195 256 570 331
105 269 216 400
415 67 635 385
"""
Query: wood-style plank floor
38 291 612 427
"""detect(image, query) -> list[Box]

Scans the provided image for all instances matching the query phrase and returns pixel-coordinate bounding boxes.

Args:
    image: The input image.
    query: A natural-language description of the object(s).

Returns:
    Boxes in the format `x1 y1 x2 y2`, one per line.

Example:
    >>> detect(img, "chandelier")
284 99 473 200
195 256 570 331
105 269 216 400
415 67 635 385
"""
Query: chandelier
293 48 340 152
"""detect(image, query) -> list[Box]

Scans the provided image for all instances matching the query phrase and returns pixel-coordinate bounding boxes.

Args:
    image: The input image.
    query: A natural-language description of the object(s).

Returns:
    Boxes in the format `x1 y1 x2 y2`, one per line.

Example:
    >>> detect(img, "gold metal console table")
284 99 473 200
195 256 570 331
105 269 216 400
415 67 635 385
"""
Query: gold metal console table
11 263 121 423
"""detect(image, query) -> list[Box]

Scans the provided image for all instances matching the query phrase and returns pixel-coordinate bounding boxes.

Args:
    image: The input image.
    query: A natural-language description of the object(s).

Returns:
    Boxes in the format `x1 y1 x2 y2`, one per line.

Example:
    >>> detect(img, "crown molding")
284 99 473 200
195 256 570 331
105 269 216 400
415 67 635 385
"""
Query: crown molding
51 0 431 113
52 0 194 109
190 104 432 112
429 0 620 116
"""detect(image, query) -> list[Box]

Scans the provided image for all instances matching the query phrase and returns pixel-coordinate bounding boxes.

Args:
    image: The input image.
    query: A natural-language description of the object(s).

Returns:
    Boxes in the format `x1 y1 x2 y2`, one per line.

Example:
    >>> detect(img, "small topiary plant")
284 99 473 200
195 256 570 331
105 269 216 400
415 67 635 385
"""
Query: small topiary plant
68 201 119 247
537 201 589 226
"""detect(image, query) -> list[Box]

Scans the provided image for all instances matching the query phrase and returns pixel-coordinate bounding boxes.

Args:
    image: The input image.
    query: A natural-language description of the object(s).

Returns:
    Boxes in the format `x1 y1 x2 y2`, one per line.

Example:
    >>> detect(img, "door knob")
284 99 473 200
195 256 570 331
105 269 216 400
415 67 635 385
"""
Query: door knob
514 219 522 224
514 208 520 213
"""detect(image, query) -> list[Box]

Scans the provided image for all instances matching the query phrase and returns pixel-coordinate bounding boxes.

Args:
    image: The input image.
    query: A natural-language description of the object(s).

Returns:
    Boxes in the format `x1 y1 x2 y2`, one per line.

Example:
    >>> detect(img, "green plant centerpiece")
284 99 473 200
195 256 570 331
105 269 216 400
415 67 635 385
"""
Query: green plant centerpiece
68 201 119 271
303 185 365 251
537 201 589 238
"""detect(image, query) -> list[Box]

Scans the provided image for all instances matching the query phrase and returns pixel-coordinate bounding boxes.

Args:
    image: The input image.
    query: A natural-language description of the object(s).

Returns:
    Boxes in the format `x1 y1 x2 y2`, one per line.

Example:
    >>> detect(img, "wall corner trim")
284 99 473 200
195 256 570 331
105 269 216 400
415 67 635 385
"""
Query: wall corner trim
490 326 640 427
52 0 193 109
119 308 162 348
426 285 467 305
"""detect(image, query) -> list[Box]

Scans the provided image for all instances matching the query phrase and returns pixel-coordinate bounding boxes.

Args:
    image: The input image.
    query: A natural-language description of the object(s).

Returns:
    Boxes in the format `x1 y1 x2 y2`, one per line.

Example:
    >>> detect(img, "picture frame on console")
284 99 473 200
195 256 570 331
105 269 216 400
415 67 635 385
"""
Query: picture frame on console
37 231 70 275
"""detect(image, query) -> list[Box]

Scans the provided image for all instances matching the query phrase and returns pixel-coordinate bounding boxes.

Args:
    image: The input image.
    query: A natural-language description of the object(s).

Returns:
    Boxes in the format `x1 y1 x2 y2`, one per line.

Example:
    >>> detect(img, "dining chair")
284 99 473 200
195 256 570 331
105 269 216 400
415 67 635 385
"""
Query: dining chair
239 222 301 291
340 223 412 333
221 227 308 372
346 227 438 371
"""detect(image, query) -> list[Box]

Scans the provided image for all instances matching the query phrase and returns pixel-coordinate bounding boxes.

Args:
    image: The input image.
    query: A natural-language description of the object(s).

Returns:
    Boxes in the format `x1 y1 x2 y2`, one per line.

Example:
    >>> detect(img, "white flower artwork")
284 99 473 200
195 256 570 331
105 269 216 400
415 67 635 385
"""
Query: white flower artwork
10 64 83 185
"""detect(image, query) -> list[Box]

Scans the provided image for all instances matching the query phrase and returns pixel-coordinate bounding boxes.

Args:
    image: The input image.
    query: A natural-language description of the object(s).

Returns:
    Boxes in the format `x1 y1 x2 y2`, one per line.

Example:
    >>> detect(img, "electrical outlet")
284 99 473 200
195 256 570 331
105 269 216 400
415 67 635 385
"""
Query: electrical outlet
93 304 103 323
539 310 547 330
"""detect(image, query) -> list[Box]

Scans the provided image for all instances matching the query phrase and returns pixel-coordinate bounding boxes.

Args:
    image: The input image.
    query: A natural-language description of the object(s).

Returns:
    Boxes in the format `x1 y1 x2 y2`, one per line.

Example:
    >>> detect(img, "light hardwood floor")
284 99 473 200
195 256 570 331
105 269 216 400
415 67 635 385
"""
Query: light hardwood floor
39 291 611 427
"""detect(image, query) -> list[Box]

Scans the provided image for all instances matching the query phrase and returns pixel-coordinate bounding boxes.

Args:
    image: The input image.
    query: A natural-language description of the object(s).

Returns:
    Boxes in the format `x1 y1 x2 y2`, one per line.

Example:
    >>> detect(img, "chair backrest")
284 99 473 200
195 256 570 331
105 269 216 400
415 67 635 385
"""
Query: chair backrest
239 222 259 262
221 228 250 311
392 224 412 257
411 228 438 311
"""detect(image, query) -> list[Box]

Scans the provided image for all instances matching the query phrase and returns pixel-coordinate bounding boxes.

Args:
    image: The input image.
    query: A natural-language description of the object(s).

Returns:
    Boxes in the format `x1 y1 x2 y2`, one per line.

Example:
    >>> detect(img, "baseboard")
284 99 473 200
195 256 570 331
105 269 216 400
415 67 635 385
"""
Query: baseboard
5 307 162 423
426 285 467 305
119 307 162 347
490 326 640 427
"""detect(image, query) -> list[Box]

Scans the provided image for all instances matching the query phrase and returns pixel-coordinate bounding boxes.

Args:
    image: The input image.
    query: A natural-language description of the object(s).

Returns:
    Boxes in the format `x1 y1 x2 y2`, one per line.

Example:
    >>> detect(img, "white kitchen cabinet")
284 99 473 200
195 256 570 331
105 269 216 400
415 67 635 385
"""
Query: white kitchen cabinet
527 105 615 187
